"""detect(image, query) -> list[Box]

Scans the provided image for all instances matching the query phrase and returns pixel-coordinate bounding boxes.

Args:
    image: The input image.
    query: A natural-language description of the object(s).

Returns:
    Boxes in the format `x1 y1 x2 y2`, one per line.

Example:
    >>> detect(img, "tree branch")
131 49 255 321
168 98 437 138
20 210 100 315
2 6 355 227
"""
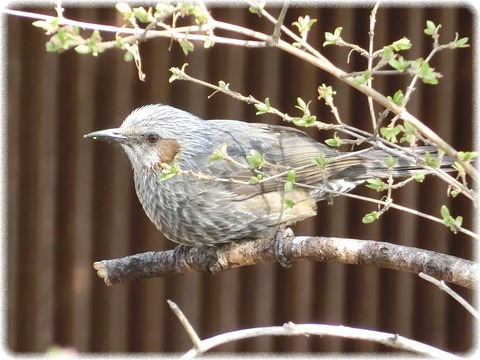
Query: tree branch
93 236 477 289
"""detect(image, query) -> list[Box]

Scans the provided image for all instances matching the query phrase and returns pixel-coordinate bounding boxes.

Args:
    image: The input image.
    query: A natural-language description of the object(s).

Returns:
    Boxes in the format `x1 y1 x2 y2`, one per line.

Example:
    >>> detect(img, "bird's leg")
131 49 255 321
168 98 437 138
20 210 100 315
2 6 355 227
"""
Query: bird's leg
273 224 294 268
173 244 192 274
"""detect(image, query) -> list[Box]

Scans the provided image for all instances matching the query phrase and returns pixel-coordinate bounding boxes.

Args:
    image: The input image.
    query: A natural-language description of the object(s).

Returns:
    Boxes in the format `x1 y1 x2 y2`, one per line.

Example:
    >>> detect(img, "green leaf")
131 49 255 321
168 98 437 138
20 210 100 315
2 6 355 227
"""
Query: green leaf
418 60 440 85
414 172 425 183
296 97 308 111
249 174 263 184
440 205 450 219
313 153 327 169
75 44 91 54
133 7 148 22
380 125 402 143
381 46 395 61
159 156 179 181
123 50 134 62
366 178 387 192
453 33 469 48
388 56 411 72
204 36 215 48
317 84 336 100
353 71 371 85
246 149 264 169
248 2 264 16
384 155 397 168
387 89 404 106
292 115 316 127
284 199 295 208
218 80 229 90
116 2 132 18
180 37 194 55
287 169 296 182
254 98 271 115
323 27 342 46
168 63 188 82
325 132 342 147
424 151 440 168
457 151 477 162
362 211 378 224
391 37 412 51
292 15 317 35
284 181 294 192
424 20 442 36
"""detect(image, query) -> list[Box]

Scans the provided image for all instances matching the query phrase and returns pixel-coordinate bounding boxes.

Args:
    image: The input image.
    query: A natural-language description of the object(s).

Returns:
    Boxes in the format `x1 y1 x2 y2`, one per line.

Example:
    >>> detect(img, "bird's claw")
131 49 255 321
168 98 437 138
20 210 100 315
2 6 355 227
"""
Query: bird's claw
273 226 294 268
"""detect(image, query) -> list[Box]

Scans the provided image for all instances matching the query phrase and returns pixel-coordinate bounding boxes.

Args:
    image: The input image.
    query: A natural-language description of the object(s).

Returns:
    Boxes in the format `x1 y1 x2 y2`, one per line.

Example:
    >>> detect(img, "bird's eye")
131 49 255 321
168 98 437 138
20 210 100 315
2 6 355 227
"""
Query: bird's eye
147 134 160 143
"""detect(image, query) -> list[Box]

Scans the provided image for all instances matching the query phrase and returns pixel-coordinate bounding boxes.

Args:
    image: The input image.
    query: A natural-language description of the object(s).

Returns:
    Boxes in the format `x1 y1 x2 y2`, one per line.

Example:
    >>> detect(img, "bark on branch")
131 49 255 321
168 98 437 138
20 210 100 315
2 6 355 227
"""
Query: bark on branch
93 236 477 288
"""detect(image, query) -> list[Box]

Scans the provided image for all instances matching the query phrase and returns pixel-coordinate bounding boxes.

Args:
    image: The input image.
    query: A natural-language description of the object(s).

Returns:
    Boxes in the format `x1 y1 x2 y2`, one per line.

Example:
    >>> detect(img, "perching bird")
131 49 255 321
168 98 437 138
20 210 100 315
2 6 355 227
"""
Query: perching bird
85 104 450 248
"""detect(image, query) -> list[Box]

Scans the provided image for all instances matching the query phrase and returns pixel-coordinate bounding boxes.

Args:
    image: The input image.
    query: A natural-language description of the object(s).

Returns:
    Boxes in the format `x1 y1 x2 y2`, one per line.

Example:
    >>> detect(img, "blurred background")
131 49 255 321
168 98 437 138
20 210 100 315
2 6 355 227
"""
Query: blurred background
5 3 475 355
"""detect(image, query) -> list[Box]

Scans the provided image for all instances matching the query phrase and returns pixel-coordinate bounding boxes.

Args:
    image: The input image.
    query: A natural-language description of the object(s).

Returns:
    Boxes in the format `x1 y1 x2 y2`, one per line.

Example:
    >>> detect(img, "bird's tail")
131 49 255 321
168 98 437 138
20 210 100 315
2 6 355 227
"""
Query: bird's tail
333 146 454 180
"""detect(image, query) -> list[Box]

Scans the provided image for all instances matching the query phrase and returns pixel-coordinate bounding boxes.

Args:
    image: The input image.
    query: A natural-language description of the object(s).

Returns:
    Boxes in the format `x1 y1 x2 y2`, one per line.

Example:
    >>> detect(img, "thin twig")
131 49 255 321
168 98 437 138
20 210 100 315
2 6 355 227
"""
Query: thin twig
367 2 380 129
167 300 204 349
419 272 479 320
180 322 461 359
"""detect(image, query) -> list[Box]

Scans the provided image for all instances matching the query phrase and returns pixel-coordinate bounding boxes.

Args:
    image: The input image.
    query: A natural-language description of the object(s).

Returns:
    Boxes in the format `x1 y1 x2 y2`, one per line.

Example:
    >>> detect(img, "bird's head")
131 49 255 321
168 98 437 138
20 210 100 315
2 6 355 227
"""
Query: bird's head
84 104 203 172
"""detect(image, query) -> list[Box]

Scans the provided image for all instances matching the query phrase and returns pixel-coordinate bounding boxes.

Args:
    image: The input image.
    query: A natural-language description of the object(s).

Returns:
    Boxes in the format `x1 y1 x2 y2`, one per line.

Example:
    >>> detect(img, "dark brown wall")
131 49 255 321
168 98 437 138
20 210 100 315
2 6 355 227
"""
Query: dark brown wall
6 5 474 354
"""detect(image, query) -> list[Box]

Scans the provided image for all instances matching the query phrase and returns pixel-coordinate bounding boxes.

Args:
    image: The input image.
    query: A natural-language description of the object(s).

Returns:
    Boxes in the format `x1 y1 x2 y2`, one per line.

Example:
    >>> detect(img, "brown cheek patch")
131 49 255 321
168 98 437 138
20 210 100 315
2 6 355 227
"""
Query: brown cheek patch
157 139 181 164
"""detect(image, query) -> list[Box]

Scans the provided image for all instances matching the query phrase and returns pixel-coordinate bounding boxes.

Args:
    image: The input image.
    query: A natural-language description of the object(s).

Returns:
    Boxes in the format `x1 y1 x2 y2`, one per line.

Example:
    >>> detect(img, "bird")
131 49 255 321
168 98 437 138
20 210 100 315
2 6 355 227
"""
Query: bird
84 104 452 251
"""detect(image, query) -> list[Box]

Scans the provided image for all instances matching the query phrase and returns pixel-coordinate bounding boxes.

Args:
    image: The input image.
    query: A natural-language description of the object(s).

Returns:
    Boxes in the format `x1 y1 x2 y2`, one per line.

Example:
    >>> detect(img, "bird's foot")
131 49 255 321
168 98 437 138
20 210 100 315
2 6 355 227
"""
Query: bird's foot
273 225 294 268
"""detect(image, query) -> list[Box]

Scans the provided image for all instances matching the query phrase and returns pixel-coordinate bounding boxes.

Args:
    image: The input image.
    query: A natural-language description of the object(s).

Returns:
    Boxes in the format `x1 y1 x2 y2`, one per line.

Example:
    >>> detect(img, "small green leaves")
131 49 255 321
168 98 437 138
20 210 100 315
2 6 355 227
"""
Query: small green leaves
169 63 188 82
133 7 149 23
418 60 440 85
414 172 425 183
388 55 411 72
74 29 103 56
362 211 379 224
292 97 317 127
424 20 441 36
323 27 343 46
292 15 317 36
248 2 264 16
254 98 271 115
218 80 229 90
410 59 440 85
180 36 194 55
249 174 263 184
387 89 404 106
246 149 264 169
313 153 327 169
208 142 228 162
284 169 296 192
116 2 133 19
204 36 215 49
424 151 440 168
400 120 417 144
380 125 402 143
366 178 387 192
391 37 412 51
457 151 477 162
452 32 469 48
284 199 295 209
317 84 336 101
325 132 342 147
440 205 463 233
159 156 179 181
353 70 371 85
32 17 59 35
384 155 397 168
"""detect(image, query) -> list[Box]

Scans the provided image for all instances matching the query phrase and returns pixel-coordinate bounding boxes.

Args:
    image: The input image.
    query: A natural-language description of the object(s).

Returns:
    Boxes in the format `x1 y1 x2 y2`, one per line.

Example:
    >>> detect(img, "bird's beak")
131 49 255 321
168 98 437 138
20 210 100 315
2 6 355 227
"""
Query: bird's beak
84 128 128 144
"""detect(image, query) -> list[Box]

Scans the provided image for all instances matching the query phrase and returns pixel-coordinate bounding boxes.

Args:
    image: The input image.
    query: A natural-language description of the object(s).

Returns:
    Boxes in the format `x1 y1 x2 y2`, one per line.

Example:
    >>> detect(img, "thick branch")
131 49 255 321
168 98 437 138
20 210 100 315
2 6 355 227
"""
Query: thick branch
93 236 477 288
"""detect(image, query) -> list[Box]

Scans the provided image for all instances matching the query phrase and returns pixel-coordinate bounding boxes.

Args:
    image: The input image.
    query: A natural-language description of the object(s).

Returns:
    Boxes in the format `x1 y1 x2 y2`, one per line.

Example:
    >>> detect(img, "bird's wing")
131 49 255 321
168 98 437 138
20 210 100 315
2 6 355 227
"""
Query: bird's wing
195 121 369 198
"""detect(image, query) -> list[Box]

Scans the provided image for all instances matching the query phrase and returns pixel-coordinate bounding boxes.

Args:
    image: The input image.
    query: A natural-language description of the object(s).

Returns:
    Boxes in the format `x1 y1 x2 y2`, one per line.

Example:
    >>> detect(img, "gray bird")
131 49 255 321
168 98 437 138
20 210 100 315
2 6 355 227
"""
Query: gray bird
85 104 450 248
